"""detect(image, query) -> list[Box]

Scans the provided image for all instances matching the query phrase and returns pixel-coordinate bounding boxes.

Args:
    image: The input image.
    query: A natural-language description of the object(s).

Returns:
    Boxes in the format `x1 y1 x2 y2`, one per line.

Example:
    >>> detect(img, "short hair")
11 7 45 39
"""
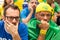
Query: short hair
4 4 20 16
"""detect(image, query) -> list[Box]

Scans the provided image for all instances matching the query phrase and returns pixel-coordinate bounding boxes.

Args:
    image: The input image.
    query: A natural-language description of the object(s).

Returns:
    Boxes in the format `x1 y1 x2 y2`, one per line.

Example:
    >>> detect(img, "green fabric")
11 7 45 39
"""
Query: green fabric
27 18 40 40
44 0 47 2
51 31 60 40
27 18 60 40
14 0 17 2
54 2 60 12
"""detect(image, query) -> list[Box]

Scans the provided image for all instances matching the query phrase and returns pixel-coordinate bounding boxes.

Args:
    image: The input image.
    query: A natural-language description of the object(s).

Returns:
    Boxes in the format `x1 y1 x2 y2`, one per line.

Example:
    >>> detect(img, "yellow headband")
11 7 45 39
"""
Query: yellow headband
36 2 54 15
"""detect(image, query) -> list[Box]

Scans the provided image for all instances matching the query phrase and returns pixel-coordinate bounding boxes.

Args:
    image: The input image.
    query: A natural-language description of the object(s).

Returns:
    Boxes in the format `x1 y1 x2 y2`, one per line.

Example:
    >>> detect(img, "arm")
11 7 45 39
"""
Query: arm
12 33 21 40
38 34 45 40
38 29 47 40
22 10 33 24
21 5 34 24
37 20 49 40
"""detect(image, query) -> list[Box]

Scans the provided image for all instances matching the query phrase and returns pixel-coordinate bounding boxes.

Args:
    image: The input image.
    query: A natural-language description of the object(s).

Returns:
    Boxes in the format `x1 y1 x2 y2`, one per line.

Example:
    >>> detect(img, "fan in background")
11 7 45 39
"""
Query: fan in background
14 0 24 11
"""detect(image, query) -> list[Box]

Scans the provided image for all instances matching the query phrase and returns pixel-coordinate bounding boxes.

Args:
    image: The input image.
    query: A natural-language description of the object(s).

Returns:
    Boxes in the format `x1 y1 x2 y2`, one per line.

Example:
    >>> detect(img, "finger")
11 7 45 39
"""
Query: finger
41 20 46 24
16 23 18 27
5 20 11 25
41 20 48 24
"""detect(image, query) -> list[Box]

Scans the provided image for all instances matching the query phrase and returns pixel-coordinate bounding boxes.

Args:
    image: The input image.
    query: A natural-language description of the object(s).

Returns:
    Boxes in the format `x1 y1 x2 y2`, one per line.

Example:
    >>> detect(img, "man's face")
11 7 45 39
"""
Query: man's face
35 11 52 22
4 7 20 25
28 0 37 9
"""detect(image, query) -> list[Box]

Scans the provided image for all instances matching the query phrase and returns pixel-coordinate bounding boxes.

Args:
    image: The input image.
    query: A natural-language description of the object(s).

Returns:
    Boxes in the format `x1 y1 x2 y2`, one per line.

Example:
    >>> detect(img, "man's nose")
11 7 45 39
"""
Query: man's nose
44 16 47 21
33 2 36 6
12 18 16 23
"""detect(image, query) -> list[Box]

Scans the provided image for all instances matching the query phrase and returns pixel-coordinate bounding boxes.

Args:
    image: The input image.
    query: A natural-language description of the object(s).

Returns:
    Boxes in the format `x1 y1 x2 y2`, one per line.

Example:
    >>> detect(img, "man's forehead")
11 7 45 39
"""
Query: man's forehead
6 7 19 13
6 7 19 16
6 7 14 12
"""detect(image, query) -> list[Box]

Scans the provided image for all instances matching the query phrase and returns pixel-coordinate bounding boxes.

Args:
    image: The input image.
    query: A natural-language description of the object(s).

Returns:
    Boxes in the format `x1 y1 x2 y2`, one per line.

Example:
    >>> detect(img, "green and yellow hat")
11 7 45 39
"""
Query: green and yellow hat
36 2 54 15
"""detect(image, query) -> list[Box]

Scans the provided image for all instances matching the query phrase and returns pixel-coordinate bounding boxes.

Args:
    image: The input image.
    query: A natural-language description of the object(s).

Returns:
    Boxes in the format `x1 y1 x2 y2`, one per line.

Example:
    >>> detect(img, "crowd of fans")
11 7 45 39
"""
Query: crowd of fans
0 0 60 40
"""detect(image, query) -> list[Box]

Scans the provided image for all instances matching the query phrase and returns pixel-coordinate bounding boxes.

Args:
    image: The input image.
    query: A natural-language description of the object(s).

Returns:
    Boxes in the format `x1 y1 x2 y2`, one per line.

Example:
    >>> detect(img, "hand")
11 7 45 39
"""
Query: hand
38 20 49 30
4 20 18 36
10 0 14 5
28 3 33 13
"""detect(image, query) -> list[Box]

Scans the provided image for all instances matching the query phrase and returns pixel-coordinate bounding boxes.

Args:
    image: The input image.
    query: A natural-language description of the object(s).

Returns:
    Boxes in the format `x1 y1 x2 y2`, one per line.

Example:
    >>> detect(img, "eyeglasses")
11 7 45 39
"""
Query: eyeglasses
5 16 20 21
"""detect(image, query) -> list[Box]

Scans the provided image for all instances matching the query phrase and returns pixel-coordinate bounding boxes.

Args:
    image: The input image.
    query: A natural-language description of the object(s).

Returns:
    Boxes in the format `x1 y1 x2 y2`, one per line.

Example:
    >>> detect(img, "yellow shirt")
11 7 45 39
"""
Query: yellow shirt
0 5 3 20
14 0 24 11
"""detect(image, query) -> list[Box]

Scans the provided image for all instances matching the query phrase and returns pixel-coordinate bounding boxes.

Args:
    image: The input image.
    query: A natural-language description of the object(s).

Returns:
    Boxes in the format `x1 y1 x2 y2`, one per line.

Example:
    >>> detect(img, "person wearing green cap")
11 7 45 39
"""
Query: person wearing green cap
27 2 60 40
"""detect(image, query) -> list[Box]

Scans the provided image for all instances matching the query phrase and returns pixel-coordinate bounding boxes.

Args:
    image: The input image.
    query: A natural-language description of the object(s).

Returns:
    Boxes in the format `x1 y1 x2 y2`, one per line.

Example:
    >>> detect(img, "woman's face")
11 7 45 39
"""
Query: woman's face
6 0 13 4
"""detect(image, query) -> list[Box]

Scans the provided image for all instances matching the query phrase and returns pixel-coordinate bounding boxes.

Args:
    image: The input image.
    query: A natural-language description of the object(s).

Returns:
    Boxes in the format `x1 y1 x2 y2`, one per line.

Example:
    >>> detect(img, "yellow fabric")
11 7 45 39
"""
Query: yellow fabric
14 0 24 11
38 0 43 3
36 2 54 15
0 5 3 20
40 29 47 35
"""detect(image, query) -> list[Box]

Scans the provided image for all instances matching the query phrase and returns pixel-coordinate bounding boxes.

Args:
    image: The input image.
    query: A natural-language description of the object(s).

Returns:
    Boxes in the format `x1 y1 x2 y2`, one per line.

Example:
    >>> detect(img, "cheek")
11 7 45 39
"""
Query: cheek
48 17 51 20
6 18 11 22
36 16 42 21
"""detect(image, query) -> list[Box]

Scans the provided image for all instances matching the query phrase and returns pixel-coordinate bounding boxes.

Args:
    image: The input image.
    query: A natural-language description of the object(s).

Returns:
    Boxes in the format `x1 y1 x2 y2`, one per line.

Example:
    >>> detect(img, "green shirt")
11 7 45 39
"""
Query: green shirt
27 18 60 40
54 2 60 12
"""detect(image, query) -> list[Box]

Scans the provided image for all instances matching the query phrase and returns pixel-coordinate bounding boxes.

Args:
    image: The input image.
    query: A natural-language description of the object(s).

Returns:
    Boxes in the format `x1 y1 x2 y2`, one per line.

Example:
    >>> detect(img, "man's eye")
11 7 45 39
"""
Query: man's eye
39 14 45 16
47 14 51 16
10 17 13 19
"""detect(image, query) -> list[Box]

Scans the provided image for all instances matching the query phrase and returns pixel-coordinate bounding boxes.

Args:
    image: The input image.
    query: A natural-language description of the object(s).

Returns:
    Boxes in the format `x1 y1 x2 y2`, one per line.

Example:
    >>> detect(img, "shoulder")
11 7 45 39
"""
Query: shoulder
27 18 38 25
21 7 29 14
18 22 27 29
18 22 28 35
27 18 39 27
0 20 4 25
0 20 4 28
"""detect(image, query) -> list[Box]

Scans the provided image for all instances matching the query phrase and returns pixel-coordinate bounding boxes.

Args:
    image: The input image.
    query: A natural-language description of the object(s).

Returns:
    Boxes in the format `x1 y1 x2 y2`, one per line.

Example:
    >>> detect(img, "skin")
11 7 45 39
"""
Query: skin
35 11 51 22
3 7 21 40
35 11 52 40
6 0 13 5
28 0 37 10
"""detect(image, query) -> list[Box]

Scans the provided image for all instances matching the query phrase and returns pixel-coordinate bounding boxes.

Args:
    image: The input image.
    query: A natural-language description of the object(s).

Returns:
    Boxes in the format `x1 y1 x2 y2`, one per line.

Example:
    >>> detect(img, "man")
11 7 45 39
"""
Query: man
27 3 60 40
20 0 37 24
0 5 28 40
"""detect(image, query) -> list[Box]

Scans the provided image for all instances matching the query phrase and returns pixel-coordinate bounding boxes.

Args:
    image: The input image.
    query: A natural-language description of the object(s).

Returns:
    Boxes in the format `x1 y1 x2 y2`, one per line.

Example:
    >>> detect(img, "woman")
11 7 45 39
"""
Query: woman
3 0 14 8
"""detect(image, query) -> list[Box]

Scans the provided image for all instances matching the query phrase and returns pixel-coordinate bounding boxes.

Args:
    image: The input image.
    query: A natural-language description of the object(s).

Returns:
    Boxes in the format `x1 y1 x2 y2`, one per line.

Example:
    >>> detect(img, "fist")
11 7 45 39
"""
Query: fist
38 20 49 30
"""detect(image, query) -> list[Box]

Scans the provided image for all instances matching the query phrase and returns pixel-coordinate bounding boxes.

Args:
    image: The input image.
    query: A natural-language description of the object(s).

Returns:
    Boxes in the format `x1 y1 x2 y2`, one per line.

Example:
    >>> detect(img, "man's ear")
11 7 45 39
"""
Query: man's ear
2 15 6 21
